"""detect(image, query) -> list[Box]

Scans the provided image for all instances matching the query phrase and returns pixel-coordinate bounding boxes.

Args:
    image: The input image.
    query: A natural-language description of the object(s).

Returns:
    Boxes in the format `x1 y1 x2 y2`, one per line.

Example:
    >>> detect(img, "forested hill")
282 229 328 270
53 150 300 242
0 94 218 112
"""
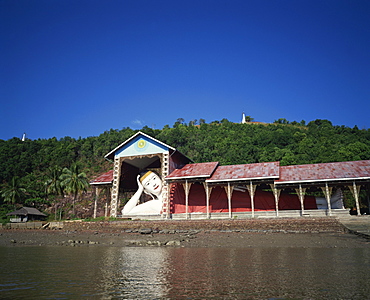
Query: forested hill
2 118 370 183
1 118 370 217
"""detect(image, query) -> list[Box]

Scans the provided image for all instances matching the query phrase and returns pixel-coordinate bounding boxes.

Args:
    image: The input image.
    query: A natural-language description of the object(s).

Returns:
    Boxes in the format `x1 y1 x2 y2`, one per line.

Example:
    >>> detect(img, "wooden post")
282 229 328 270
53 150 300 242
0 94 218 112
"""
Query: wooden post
295 184 306 216
93 187 101 219
182 180 192 219
55 204 58 221
320 183 332 216
203 183 213 219
247 182 256 218
367 183 370 214
225 183 234 219
270 184 281 217
349 182 361 216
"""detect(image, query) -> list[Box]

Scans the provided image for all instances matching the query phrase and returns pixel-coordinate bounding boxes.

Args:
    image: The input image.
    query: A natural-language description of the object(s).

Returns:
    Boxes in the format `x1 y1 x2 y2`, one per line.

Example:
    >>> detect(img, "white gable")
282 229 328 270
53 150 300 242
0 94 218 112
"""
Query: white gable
113 134 169 158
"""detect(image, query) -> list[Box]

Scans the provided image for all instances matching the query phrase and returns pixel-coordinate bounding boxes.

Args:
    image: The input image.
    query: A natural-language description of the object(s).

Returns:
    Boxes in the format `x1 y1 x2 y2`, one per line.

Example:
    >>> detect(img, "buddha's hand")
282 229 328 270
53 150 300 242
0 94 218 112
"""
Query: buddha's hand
137 175 144 192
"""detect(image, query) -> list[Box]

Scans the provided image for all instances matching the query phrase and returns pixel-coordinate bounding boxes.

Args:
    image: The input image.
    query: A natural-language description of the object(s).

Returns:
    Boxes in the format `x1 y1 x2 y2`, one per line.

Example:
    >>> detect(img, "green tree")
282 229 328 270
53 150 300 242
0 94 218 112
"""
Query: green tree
22 172 48 209
60 164 89 217
173 118 185 128
44 166 63 196
274 118 290 124
338 141 370 161
44 166 64 220
1 176 27 208
188 119 198 126
244 115 254 122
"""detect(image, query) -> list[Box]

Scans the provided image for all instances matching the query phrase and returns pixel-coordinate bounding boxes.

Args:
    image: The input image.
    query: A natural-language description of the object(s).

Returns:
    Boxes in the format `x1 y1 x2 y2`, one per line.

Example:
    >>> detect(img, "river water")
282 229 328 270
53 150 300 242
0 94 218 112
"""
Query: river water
1 245 369 299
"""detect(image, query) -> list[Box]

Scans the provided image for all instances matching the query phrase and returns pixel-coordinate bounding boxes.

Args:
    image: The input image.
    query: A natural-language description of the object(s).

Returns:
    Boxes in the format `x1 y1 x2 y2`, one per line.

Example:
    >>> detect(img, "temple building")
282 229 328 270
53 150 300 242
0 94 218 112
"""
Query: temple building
91 131 370 219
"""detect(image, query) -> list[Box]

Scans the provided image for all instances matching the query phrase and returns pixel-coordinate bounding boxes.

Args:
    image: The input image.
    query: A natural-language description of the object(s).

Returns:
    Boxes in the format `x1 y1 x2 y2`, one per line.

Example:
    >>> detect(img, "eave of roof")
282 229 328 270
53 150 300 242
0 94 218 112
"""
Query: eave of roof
206 162 280 183
207 176 279 183
275 160 370 185
90 170 114 185
275 177 370 186
7 207 46 216
166 162 219 180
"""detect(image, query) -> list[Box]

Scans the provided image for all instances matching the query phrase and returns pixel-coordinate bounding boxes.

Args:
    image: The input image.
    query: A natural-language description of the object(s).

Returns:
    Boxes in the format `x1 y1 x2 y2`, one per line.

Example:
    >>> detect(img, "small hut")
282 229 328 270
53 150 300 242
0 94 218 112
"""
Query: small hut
7 207 47 223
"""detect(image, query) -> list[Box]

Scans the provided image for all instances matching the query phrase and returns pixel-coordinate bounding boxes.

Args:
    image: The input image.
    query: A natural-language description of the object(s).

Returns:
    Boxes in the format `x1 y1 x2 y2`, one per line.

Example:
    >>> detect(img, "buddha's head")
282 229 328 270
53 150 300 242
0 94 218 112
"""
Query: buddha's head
139 170 162 198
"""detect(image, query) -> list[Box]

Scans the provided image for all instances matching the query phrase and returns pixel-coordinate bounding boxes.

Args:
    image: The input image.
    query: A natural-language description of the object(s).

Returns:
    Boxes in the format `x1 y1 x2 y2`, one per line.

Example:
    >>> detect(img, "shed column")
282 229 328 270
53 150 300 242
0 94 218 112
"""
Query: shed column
203 183 213 219
182 180 192 219
247 182 256 218
270 184 281 217
161 153 170 219
367 183 370 214
320 183 333 216
349 182 361 216
295 184 306 216
225 183 234 219
93 186 101 219
110 157 122 217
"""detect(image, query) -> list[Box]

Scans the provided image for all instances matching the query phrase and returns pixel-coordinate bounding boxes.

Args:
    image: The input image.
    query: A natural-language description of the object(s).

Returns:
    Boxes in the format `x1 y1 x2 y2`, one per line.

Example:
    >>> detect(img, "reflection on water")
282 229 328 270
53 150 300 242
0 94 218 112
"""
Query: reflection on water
163 247 370 299
101 247 169 299
0 246 369 299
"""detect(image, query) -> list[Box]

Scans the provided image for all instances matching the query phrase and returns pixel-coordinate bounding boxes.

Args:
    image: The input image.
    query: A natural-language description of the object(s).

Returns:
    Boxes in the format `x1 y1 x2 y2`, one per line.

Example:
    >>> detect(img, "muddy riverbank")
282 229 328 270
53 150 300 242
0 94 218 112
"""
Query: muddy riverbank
1 217 369 248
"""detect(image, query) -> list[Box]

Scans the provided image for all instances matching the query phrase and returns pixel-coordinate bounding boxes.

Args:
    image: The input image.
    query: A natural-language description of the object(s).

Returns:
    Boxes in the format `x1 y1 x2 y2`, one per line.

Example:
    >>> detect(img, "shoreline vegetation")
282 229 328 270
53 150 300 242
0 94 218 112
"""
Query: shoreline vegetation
1 119 370 222
1 217 369 248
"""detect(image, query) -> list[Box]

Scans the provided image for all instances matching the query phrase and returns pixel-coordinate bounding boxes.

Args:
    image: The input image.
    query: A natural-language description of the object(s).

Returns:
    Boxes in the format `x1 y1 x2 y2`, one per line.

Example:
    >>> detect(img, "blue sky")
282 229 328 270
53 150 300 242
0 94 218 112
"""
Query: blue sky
1 0 369 140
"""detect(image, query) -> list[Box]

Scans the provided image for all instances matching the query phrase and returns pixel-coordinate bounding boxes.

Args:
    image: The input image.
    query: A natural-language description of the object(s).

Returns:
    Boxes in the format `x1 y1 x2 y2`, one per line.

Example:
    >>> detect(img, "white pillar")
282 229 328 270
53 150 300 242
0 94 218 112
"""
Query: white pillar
203 183 213 219
270 184 281 217
295 184 306 216
161 153 170 219
93 187 101 219
110 157 121 217
349 182 361 216
320 183 333 216
182 180 192 219
225 183 234 219
247 182 257 218
367 183 370 213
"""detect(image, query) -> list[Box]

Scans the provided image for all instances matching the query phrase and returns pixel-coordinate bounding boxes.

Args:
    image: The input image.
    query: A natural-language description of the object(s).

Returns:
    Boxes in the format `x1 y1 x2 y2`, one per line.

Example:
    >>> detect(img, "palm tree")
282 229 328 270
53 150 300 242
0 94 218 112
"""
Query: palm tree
44 166 63 196
44 166 64 220
1 176 27 208
60 164 89 217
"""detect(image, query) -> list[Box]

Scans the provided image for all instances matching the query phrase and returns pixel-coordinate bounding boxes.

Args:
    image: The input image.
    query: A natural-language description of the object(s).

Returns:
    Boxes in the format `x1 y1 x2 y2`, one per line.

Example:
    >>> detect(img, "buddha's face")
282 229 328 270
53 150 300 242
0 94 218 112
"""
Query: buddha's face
141 172 162 196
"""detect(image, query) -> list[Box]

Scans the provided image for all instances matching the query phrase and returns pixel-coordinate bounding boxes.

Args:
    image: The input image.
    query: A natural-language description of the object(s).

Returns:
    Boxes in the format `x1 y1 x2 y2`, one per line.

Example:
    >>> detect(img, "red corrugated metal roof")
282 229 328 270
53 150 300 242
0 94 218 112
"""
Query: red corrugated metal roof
166 162 219 179
90 170 114 185
276 160 370 184
91 160 370 186
207 161 280 182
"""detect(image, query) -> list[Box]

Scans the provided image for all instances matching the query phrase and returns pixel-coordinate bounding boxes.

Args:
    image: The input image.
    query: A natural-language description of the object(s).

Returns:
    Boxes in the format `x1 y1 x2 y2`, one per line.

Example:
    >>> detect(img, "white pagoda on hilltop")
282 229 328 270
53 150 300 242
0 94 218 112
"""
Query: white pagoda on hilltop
241 112 247 124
